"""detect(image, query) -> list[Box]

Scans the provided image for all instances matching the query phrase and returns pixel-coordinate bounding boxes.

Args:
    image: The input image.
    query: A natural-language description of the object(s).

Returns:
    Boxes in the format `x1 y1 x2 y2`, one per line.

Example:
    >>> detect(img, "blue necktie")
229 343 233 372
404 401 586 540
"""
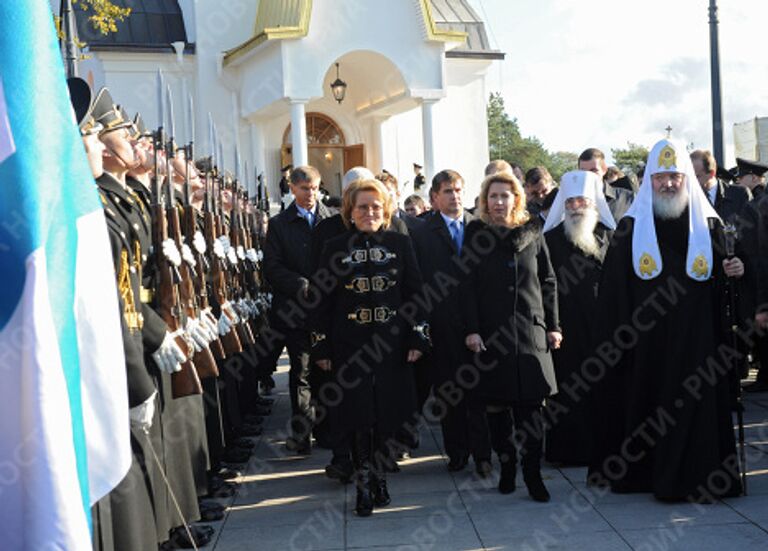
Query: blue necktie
305 211 314 227
450 220 462 252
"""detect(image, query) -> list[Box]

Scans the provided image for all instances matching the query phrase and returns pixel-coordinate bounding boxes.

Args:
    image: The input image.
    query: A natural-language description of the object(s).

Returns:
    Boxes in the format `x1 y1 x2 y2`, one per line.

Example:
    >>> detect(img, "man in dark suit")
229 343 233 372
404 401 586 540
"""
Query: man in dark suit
263 166 331 453
411 170 492 476
578 148 635 221
691 150 750 222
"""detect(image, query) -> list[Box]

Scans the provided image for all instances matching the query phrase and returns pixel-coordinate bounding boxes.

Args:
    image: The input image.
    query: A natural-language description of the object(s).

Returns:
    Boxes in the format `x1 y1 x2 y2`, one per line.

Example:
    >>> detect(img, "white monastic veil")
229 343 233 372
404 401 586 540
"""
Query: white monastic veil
542 170 616 233
624 139 720 281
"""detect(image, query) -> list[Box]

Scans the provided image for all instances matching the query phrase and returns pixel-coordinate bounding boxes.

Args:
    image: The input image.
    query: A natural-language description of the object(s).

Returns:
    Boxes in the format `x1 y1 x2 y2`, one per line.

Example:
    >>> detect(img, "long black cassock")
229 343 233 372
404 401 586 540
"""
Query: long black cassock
544 223 612 465
591 213 741 501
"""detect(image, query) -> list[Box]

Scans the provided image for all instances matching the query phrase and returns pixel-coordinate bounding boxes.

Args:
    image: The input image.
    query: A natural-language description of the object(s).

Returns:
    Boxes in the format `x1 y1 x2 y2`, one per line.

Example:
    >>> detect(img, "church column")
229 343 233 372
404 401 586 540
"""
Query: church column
371 116 389 173
289 99 309 167
249 121 267 197
421 99 439 181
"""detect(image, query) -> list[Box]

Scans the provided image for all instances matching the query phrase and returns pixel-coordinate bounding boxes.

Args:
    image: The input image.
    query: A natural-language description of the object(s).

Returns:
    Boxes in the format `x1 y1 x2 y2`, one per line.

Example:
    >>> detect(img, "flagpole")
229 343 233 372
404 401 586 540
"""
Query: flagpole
709 0 724 166
60 0 79 78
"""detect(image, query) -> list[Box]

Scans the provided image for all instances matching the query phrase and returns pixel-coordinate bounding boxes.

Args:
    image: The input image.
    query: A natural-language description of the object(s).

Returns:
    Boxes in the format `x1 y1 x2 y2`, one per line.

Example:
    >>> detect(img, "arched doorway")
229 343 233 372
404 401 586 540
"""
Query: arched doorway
282 113 363 197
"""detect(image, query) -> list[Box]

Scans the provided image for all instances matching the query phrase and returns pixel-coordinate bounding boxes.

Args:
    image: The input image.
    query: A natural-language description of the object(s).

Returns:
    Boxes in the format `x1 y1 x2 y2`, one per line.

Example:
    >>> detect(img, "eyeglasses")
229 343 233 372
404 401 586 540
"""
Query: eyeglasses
354 204 383 213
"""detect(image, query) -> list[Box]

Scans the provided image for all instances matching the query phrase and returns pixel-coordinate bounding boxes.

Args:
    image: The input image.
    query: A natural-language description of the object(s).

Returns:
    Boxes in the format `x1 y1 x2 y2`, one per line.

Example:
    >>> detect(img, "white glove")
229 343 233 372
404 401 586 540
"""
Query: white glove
213 238 226 259
129 391 157 431
246 248 259 263
181 243 196 268
162 239 182 267
227 247 238 265
152 331 186 373
237 246 246 261
185 317 209 352
193 231 207 254
257 249 264 262
199 309 219 341
218 312 233 336
236 298 251 321
222 300 240 325
217 235 231 254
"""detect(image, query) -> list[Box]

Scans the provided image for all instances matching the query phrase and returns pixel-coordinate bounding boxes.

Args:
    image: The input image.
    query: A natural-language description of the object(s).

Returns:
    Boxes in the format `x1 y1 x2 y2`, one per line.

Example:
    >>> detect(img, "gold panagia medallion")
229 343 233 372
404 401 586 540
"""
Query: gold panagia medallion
639 253 658 277
691 254 709 278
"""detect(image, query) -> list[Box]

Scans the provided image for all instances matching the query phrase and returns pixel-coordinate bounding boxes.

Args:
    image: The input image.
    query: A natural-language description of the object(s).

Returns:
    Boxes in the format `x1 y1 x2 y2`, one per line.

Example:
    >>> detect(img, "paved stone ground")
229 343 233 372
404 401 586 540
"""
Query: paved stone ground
200 363 768 551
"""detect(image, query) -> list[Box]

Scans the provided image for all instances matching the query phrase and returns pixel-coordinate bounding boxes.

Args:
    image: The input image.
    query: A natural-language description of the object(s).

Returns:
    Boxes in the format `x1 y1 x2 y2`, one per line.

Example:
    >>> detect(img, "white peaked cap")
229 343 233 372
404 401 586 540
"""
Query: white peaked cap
342 167 375 190
543 170 616 233
624 138 720 281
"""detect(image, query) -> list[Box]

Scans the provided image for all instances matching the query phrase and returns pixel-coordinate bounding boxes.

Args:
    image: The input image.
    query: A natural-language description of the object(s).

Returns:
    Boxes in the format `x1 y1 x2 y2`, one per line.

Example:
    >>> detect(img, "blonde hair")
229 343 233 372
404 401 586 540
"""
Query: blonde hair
484 159 512 177
341 179 393 229
478 171 530 227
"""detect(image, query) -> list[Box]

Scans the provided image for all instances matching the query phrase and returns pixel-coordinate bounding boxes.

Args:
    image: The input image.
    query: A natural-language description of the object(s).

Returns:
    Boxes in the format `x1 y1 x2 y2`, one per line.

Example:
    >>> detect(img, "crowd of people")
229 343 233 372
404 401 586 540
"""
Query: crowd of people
268 142 768 515
64 71 768 548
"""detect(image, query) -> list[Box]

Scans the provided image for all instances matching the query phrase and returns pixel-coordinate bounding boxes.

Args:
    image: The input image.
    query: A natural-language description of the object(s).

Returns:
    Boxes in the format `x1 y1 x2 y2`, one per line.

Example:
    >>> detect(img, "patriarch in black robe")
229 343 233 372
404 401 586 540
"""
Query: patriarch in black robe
591 139 743 502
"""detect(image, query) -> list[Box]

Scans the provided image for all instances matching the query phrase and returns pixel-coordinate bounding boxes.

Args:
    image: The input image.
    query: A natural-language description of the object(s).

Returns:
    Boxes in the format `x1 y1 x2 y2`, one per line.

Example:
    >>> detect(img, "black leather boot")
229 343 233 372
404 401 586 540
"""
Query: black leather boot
353 429 375 517
370 469 391 507
498 461 516 494
487 409 517 495
518 405 549 502
523 470 550 502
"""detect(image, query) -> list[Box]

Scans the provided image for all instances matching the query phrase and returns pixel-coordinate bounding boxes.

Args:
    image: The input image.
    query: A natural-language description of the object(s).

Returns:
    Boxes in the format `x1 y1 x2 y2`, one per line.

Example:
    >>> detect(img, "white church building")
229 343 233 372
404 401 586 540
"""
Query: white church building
73 0 504 202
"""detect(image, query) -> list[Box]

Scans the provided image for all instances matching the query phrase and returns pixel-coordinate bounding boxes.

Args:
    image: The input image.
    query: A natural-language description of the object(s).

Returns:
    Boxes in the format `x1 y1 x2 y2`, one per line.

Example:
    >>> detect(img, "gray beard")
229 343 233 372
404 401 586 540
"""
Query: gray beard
563 208 601 258
653 188 689 220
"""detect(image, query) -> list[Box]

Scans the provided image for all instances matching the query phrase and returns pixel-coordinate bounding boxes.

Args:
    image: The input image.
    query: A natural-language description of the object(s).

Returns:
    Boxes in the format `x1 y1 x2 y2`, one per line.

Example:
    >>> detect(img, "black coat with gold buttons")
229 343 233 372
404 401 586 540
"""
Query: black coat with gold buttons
310 228 429 437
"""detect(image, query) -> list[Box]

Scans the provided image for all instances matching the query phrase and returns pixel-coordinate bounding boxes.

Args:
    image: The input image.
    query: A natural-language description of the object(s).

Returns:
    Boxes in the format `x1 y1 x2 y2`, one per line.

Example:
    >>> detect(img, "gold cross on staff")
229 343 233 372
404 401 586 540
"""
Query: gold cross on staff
665 125 673 138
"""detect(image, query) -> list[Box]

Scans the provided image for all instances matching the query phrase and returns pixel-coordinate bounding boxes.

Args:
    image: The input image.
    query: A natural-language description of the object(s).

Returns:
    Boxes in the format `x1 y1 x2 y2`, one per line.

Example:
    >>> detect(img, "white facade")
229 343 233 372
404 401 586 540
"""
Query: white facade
76 0 502 205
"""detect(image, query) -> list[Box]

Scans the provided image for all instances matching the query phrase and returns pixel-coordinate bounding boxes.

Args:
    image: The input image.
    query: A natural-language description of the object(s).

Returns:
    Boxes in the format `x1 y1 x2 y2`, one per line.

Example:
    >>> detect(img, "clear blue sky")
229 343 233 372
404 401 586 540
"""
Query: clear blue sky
468 0 768 165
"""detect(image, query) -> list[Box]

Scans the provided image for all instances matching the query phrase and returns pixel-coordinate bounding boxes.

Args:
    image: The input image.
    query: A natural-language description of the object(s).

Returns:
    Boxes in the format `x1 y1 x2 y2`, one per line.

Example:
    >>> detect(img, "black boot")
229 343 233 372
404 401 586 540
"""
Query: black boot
523 470 550 502
517 405 549 502
353 429 374 517
487 409 517 495
370 469 391 507
498 461 516 494
355 464 375 516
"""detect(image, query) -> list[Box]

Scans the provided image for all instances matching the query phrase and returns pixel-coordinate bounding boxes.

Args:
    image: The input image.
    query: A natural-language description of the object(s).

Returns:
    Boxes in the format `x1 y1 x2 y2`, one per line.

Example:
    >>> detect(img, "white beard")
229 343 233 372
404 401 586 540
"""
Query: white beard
563 208 601 258
653 187 689 220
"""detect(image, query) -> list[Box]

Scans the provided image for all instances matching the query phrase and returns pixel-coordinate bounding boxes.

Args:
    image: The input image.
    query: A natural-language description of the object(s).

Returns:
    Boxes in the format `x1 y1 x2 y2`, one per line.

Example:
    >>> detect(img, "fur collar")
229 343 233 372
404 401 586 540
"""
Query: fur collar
467 217 542 253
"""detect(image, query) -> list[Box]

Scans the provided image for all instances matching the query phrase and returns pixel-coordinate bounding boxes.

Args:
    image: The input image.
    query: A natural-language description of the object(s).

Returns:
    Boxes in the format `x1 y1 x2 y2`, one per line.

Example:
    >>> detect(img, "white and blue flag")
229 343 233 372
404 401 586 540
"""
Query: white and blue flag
0 1 131 549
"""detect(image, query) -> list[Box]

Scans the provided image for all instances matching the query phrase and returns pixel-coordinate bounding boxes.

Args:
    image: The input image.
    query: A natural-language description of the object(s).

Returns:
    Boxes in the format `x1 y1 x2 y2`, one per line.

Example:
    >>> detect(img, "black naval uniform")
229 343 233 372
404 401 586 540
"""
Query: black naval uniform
95 173 159 551
125 177 206 537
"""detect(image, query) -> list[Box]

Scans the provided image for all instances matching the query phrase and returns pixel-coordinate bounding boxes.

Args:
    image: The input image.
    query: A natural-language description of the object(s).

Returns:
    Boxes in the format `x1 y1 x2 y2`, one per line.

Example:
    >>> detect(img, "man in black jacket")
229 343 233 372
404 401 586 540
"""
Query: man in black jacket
263 166 331 453
411 170 492 475
691 150 750 222
578 148 635 221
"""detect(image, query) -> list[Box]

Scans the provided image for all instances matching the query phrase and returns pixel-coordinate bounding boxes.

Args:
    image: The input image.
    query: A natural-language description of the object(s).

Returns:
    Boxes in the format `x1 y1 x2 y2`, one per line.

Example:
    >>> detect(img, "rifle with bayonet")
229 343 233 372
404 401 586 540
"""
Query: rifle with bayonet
204 116 243 355
225 171 256 346
182 94 225 364
152 71 202 398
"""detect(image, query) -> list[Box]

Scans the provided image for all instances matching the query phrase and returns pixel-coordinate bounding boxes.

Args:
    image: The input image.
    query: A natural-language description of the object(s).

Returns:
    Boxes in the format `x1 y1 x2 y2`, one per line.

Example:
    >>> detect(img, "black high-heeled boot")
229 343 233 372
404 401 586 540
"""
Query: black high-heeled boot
353 430 374 517
370 469 391 507
487 409 517 494
523 470 550 502
498 461 517 494
518 405 549 502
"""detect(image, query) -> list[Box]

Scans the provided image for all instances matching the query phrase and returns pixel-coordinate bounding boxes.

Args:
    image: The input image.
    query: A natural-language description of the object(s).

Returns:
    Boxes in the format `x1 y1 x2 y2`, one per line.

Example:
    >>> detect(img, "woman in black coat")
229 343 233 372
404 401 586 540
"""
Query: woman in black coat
311 179 430 517
463 171 561 501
